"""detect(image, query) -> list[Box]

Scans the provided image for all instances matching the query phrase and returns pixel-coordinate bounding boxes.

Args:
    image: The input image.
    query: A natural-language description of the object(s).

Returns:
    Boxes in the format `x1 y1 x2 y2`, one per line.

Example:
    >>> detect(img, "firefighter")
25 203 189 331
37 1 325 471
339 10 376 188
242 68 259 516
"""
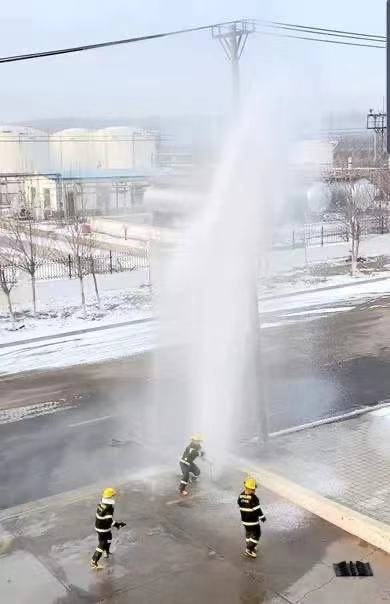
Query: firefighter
90 487 126 569
237 477 266 559
179 435 204 495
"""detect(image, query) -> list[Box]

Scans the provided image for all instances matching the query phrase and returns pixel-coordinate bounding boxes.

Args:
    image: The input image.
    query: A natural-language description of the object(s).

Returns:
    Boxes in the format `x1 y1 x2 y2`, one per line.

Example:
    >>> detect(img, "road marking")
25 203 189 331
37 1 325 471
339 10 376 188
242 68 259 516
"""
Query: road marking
68 415 113 428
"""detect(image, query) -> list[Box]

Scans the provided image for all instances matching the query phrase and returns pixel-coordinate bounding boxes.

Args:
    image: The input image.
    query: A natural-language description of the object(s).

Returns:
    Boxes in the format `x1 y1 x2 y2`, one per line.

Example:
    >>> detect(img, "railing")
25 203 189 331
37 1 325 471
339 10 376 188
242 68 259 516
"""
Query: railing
275 217 390 250
2 249 149 284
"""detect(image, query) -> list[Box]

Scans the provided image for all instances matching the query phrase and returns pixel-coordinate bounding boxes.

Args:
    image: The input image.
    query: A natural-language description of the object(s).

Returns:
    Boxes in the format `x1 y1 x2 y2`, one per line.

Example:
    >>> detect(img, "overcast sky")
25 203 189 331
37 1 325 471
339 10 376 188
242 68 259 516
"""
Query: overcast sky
0 0 386 124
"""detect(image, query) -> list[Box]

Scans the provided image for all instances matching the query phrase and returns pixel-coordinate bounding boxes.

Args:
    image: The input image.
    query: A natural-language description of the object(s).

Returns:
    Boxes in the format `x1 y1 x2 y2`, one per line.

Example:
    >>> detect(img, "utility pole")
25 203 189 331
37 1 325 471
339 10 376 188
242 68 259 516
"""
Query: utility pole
212 21 255 113
212 20 269 445
367 110 387 165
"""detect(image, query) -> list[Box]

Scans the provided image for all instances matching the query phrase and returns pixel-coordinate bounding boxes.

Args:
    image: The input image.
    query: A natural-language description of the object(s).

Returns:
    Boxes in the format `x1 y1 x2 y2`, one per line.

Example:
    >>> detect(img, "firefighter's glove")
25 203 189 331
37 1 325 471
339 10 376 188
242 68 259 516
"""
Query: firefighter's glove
260 516 266 523
114 521 126 529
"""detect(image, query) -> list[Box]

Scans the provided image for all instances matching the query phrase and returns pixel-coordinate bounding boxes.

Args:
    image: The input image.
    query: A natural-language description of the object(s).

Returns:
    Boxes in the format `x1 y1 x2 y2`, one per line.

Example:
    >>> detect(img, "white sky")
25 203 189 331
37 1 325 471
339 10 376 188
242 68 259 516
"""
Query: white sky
0 0 386 122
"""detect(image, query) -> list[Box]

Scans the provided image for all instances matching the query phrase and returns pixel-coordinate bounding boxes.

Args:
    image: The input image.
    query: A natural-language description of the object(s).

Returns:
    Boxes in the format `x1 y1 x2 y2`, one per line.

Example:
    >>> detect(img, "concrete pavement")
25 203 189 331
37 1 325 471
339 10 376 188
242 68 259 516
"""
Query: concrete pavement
1 467 388 604
240 405 390 554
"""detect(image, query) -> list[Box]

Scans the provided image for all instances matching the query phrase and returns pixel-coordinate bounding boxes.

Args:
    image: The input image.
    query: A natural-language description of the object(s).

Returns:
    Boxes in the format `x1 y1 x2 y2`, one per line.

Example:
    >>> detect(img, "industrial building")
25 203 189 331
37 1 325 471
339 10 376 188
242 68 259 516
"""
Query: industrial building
0 125 159 218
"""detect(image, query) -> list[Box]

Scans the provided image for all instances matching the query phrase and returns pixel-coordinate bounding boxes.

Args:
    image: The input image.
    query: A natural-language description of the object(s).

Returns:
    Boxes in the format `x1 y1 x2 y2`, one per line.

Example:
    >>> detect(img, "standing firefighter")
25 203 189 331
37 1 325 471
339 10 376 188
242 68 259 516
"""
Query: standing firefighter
179 435 204 495
90 487 126 569
237 477 266 559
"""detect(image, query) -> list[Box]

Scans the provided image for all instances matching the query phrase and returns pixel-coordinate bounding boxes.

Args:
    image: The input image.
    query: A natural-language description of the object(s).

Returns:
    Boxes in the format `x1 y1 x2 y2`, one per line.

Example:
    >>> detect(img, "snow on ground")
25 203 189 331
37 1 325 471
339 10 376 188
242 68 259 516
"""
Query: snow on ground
268 232 390 275
2 232 390 376
0 400 72 424
0 320 155 376
260 277 390 314
260 269 390 298
2 279 390 377
260 232 390 297
0 270 151 344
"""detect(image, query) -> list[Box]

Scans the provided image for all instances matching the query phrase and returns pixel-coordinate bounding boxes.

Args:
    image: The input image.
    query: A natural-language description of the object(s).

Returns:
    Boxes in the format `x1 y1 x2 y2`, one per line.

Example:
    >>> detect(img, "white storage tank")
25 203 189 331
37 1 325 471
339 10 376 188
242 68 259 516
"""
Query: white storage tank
0 126 50 174
95 126 156 170
50 128 97 173
133 129 156 168
94 126 135 170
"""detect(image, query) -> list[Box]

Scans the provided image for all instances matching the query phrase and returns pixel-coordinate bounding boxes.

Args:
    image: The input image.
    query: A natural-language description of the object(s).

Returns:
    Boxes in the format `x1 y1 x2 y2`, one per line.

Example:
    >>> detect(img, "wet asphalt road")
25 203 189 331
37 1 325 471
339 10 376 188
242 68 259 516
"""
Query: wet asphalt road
2 293 390 508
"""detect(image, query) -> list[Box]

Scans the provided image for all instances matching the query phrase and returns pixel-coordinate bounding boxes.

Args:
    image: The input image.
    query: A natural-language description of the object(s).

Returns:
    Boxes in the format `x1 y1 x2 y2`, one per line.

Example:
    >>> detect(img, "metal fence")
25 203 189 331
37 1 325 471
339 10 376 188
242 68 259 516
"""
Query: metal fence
2 249 149 284
276 216 390 250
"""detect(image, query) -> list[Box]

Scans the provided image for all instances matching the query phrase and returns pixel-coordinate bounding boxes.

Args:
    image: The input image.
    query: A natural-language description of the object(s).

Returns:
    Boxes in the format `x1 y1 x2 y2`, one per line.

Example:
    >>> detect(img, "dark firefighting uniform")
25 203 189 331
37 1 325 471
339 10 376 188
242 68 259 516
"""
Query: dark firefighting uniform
91 497 123 563
237 491 265 553
179 442 203 493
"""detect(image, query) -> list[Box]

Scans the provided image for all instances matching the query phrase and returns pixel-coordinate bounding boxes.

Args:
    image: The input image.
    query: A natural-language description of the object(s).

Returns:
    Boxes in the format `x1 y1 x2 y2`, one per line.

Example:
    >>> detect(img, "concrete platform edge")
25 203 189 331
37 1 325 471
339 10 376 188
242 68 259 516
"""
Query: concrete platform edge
2 460 390 557
238 458 390 555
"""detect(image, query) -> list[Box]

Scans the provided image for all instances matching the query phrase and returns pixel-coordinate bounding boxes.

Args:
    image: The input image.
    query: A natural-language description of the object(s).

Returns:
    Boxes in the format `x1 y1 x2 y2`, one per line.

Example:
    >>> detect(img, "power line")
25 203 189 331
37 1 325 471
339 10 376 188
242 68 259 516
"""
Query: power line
257 20 385 42
0 21 240 65
0 18 385 65
254 19 385 48
256 29 385 49
259 24 384 44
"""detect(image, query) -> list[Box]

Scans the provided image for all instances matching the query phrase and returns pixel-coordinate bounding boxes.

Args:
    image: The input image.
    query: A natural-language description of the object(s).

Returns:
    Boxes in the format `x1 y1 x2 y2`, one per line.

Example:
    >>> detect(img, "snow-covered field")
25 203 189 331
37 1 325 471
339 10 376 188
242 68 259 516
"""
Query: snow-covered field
0 269 151 344
260 276 390 314
268 232 390 276
0 319 155 376
260 232 390 297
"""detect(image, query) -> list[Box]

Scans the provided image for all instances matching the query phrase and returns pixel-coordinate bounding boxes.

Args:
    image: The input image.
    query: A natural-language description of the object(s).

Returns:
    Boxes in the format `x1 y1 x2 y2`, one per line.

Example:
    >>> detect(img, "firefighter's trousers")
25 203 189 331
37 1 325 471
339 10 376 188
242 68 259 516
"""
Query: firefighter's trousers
244 524 261 552
179 461 200 492
92 531 112 563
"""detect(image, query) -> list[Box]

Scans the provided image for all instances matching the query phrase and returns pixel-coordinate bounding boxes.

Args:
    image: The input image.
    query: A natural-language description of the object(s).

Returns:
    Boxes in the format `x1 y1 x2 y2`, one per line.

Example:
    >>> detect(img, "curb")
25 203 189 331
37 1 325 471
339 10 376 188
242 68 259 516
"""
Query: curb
258 274 390 302
268 400 390 438
0 316 153 350
238 459 390 555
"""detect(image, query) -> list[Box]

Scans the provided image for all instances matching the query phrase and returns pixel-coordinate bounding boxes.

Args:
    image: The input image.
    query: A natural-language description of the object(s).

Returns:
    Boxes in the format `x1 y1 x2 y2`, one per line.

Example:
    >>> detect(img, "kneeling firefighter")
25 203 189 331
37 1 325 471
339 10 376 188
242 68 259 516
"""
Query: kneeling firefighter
237 477 266 559
179 435 205 496
90 487 126 569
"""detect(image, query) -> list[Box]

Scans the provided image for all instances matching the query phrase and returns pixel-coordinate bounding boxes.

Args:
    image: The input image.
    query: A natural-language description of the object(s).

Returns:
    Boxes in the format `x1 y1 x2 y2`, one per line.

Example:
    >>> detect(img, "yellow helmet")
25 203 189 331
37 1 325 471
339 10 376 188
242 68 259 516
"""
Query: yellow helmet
244 477 257 490
191 434 203 442
102 487 117 499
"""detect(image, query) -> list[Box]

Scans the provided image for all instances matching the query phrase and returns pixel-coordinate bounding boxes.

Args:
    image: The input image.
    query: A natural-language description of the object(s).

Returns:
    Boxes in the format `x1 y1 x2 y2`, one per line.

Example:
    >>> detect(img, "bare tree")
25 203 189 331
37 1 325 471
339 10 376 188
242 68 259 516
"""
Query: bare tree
62 213 101 313
63 214 89 315
0 209 53 316
0 249 18 323
85 234 101 308
372 167 390 233
331 174 375 276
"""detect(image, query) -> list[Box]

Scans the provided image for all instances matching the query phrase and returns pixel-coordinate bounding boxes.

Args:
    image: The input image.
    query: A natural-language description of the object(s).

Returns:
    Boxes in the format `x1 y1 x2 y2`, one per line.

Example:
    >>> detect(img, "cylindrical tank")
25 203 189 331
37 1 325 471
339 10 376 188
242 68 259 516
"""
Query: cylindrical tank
133 131 156 169
50 128 97 173
94 127 135 170
0 126 50 174
94 126 156 170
